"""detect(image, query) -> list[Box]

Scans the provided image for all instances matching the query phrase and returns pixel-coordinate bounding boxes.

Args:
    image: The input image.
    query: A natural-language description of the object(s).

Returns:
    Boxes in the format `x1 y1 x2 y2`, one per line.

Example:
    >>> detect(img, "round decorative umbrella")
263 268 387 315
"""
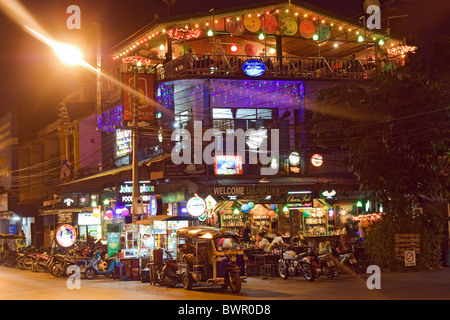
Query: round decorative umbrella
315 24 331 43
227 17 245 36
299 20 315 39
260 14 278 34
280 16 298 36
245 43 258 56
244 14 261 33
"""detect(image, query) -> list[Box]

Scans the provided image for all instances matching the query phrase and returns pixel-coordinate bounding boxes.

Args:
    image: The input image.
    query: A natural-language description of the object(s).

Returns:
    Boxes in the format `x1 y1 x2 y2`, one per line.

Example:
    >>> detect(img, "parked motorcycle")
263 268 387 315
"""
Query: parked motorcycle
159 250 180 287
298 248 337 281
84 250 115 279
277 245 308 280
332 250 358 277
16 246 37 270
32 252 52 272
0 249 19 268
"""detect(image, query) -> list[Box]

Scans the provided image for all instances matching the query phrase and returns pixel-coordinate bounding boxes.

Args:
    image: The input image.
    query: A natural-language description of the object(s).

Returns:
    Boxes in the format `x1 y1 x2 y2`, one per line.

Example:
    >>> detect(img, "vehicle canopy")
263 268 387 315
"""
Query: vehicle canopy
0 234 22 239
177 226 242 253
0 234 25 252
176 226 238 240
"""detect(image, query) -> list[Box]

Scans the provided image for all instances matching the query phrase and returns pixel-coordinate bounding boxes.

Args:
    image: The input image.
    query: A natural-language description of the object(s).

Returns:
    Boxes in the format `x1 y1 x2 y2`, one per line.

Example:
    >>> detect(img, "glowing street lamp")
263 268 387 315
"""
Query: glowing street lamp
51 41 84 66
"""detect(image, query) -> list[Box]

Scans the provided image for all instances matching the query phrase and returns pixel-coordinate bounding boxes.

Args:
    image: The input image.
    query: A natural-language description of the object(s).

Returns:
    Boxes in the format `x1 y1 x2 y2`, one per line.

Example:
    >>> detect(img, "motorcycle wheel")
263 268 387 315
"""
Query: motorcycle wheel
51 264 64 277
278 261 289 280
182 273 193 290
301 263 316 282
228 271 241 293
85 267 96 280
163 271 179 288
34 262 46 273
323 266 335 280
5 258 16 268
23 258 34 270
17 257 25 270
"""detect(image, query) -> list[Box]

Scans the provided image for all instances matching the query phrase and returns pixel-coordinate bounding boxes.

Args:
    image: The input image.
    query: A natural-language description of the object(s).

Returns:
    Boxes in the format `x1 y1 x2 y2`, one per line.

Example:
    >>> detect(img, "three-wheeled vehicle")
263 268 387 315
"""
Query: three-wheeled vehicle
176 226 246 293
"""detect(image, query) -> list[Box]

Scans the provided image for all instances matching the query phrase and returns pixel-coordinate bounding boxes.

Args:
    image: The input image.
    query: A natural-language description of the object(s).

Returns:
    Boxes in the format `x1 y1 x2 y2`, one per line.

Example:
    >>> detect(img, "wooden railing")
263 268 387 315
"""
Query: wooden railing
158 53 396 81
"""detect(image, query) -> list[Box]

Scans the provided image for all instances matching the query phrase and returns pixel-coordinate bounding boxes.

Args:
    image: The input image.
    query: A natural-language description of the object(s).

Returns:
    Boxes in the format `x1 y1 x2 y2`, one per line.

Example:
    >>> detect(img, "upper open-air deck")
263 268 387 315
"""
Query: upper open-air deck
158 52 395 81
110 0 409 84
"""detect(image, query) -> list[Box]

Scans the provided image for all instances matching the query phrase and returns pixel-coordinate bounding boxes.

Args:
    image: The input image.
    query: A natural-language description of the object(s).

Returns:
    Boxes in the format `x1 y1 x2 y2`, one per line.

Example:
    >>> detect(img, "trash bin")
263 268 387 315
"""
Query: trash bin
141 269 150 283
443 250 450 267
153 248 164 265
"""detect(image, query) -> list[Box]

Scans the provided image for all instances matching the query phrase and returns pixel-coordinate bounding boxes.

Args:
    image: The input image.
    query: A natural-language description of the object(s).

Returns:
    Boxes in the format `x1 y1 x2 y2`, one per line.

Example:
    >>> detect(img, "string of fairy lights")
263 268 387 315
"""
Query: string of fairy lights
111 4 400 61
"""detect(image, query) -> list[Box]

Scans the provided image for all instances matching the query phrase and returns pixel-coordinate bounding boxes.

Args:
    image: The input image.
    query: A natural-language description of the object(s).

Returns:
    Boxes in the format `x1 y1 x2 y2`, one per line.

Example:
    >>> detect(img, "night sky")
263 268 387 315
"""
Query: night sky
0 0 449 128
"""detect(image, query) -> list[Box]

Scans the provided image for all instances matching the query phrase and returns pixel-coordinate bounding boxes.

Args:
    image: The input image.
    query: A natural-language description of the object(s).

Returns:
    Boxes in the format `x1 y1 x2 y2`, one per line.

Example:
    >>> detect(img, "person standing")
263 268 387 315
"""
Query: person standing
242 221 252 242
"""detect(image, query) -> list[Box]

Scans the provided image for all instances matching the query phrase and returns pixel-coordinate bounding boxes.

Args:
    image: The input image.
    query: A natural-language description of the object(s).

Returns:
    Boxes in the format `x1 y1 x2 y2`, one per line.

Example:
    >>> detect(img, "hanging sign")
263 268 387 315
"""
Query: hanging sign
285 191 314 209
186 196 207 217
149 195 158 216
55 224 77 248
288 151 301 174
242 59 266 77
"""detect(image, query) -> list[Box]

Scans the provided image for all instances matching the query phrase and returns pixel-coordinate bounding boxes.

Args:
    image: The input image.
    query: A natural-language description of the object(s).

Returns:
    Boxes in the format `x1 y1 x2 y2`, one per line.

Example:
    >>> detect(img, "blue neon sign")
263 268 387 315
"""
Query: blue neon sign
242 59 266 77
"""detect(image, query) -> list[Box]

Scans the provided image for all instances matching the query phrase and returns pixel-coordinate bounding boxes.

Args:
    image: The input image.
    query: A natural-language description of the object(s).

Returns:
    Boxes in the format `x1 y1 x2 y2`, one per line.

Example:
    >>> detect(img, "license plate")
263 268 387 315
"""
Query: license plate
326 260 334 267
349 258 357 264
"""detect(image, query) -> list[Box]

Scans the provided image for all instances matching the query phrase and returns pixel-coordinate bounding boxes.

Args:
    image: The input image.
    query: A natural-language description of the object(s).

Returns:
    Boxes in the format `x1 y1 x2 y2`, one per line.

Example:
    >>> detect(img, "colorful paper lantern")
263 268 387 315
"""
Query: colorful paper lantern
268 210 276 217
248 202 255 209
244 43 257 56
270 204 277 210
105 210 113 219
303 210 311 217
241 204 250 213
121 207 129 216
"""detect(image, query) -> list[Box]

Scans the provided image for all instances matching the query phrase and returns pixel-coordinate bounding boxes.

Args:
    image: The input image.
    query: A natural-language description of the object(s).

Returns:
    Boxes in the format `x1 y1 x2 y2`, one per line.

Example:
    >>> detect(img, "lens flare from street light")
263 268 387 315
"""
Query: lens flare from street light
52 42 84 66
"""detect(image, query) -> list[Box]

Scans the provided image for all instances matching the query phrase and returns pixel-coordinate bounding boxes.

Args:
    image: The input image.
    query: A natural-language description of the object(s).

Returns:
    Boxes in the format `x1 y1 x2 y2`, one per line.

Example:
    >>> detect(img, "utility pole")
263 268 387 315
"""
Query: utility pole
131 66 140 223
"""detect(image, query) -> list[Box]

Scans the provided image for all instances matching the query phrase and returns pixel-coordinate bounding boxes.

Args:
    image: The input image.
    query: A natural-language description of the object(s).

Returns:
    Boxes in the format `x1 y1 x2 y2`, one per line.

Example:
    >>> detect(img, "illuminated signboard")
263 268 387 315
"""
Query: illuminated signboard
186 196 207 217
214 155 243 175
78 213 102 225
56 224 77 248
116 129 132 158
118 181 155 205
242 59 266 77
285 191 314 209
288 151 301 175
311 153 323 167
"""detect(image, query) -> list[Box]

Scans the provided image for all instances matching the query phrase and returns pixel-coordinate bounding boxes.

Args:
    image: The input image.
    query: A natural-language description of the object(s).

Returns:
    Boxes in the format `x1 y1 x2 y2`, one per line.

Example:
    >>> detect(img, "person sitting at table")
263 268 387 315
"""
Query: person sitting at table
318 237 332 254
336 234 353 254
271 232 284 246
255 232 270 252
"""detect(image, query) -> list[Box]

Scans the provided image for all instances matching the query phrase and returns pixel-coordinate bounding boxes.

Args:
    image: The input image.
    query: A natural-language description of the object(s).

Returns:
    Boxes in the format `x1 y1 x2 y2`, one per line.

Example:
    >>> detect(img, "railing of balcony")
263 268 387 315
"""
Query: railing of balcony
158 53 397 81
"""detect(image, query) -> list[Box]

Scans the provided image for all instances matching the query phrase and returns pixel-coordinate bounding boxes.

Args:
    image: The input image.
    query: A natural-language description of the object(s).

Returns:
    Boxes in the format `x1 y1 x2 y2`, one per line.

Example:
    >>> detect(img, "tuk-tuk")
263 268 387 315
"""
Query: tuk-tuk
176 226 246 293
0 234 26 254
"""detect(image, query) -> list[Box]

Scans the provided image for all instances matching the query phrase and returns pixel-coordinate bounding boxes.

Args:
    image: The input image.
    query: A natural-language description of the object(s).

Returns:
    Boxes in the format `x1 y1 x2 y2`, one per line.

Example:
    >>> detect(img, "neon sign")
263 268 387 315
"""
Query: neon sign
242 59 266 77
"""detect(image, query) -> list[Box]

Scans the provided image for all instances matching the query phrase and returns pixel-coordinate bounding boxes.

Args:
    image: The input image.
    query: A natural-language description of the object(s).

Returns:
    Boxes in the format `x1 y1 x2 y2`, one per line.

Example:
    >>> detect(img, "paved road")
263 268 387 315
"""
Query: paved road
1 266 449 301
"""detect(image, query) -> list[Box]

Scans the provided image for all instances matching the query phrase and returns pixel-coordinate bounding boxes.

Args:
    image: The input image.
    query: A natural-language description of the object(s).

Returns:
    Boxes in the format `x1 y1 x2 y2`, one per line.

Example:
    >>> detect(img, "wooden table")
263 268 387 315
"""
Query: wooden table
114 258 140 281
253 254 279 265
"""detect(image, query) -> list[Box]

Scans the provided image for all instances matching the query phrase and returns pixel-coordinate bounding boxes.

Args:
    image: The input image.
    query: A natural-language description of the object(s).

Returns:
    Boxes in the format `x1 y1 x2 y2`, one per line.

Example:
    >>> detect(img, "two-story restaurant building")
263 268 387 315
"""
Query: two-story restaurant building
43 0 408 250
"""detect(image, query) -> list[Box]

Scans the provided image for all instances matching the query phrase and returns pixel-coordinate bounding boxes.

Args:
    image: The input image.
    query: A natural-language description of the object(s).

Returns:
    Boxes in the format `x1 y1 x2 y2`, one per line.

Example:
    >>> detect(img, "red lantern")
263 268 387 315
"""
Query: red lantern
105 210 113 219
268 210 276 217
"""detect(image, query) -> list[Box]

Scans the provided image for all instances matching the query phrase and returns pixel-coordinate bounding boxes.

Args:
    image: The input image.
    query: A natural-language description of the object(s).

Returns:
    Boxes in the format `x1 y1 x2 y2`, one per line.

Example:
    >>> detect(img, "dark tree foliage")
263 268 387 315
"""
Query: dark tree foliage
311 35 450 268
